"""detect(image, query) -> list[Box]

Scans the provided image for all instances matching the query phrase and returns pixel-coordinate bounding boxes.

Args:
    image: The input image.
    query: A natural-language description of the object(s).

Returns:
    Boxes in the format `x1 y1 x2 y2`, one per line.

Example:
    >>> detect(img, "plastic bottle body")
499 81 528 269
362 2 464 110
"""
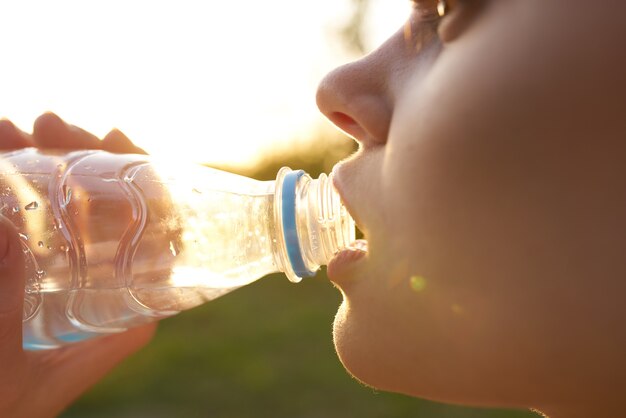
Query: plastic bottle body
0 149 354 349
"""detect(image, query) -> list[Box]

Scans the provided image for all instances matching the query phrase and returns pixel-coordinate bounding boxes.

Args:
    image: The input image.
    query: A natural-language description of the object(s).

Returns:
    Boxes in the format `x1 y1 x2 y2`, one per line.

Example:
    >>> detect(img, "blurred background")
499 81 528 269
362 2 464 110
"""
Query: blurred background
1 1 538 417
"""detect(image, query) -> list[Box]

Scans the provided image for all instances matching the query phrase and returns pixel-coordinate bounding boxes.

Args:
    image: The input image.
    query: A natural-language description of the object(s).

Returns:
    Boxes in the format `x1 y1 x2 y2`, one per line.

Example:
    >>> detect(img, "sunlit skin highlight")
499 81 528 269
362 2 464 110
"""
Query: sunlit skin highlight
318 0 626 417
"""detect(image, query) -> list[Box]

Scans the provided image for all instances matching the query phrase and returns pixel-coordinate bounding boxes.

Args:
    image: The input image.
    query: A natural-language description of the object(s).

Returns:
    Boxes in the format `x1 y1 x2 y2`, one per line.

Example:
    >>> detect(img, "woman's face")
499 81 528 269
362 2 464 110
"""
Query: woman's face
317 0 626 410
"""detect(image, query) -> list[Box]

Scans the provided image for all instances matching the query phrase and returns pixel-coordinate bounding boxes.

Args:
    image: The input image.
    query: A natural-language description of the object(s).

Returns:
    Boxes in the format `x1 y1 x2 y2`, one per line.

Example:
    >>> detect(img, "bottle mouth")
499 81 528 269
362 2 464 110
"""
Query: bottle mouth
275 168 356 283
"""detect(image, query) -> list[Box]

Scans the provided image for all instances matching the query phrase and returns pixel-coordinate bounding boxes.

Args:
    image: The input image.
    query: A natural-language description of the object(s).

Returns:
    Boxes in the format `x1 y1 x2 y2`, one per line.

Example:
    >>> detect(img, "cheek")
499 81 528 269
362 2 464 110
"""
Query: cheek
380 45 626 403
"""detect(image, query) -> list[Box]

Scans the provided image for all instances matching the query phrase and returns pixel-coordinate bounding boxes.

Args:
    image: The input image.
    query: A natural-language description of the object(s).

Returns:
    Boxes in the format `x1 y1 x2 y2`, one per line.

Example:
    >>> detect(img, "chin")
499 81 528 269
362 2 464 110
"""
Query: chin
331 299 521 409
331 299 417 396
332 301 382 387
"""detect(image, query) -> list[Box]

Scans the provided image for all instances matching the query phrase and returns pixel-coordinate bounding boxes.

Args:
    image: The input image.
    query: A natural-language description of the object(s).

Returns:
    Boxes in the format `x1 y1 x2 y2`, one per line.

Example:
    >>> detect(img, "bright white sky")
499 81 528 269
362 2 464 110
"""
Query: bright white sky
0 1 408 167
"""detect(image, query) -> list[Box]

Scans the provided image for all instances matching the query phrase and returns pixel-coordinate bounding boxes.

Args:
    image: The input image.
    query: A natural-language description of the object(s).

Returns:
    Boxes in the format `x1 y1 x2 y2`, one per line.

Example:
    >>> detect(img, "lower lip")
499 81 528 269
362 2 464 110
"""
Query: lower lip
327 240 368 280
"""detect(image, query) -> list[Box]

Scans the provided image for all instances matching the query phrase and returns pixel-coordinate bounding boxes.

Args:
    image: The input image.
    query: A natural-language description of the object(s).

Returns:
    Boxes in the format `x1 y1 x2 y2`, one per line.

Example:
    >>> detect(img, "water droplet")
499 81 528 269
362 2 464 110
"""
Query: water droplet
62 186 72 207
25 201 39 211
47 245 52 250
169 241 179 256
437 0 449 17
12 206 20 213
18 233 28 240
37 241 44 248
36 270 46 279
28 282 41 293
59 245 67 252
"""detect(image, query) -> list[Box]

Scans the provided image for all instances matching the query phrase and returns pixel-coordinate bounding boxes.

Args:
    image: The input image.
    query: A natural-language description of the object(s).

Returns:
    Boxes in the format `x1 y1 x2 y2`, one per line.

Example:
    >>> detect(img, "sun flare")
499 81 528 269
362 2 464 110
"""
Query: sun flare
0 1 407 168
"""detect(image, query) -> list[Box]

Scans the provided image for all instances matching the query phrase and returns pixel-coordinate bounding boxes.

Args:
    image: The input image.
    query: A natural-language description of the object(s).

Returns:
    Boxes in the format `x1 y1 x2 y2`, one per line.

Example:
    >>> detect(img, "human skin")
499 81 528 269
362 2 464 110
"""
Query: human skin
317 1 626 417
0 113 155 418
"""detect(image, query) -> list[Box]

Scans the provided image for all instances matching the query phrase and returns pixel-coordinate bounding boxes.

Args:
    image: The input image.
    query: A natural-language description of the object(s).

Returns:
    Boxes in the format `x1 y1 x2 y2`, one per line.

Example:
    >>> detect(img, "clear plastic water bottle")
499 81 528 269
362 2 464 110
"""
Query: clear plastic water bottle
0 148 355 349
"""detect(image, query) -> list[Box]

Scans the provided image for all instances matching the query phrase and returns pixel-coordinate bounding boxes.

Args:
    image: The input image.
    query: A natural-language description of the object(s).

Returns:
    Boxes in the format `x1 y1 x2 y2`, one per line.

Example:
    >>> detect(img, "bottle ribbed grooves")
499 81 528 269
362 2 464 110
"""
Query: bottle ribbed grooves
310 172 354 265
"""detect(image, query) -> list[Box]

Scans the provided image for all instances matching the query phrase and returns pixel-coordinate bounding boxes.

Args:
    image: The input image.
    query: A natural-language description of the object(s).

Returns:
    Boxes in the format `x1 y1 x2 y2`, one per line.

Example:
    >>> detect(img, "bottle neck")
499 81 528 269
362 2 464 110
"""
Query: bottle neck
273 167 355 283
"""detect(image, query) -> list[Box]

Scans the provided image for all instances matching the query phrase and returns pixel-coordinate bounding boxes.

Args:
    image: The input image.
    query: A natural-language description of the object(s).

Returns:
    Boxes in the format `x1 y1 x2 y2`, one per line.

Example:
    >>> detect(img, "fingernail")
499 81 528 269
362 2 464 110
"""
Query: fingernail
0 120 15 141
0 119 17 134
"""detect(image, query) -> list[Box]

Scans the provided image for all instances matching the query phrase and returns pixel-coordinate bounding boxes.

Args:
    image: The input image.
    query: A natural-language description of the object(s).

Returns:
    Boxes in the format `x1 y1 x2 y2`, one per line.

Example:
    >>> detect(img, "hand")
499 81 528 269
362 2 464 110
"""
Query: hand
0 112 146 154
0 114 156 418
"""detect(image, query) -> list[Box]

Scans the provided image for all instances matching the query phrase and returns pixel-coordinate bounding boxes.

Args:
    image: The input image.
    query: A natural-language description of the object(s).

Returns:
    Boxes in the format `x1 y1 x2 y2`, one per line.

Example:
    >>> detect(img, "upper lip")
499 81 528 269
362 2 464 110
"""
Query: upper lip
331 163 365 234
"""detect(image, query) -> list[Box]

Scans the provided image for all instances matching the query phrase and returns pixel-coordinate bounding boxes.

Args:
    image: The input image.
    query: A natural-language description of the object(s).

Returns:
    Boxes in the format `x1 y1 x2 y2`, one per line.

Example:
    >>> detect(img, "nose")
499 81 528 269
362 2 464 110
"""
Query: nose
316 65 392 148
317 20 443 149
316 36 399 148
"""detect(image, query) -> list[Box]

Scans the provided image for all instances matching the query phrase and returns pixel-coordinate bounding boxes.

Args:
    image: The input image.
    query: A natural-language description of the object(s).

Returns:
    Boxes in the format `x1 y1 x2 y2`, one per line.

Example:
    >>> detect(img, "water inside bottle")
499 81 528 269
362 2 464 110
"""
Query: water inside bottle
1 149 281 349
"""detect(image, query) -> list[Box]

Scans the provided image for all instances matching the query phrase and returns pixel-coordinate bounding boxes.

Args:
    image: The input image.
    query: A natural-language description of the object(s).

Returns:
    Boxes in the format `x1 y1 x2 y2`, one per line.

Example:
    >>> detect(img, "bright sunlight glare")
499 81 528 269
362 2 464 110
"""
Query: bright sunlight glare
0 1 408 167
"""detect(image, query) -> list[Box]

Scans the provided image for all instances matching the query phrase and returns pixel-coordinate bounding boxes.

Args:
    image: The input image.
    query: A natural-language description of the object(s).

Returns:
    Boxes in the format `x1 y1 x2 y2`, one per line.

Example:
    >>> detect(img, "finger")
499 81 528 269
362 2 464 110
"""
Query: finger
32 112 102 150
0 216 26 361
27 323 157 416
101 128 147 154
0 119 35 150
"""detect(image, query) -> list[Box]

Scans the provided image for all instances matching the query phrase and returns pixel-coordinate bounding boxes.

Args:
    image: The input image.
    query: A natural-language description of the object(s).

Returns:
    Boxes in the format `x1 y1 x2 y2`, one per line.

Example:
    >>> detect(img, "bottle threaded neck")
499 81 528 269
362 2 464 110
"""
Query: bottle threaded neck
274 167 355 283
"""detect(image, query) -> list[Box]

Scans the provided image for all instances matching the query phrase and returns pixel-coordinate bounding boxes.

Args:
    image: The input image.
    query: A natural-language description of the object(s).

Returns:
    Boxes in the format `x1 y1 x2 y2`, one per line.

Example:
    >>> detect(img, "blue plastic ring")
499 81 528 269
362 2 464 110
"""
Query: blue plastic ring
282 170 316 278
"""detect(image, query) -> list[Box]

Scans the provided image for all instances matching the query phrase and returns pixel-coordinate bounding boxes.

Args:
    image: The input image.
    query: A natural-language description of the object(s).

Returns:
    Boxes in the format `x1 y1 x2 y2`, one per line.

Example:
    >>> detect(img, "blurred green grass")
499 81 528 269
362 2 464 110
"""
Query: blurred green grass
62 138 539 418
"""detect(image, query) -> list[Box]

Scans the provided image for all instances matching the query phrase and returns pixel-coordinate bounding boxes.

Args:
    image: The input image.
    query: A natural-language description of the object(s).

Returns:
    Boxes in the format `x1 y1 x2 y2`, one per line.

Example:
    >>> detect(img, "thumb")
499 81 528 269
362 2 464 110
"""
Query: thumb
0 215 25 359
